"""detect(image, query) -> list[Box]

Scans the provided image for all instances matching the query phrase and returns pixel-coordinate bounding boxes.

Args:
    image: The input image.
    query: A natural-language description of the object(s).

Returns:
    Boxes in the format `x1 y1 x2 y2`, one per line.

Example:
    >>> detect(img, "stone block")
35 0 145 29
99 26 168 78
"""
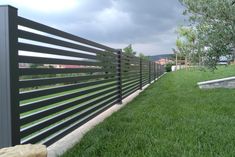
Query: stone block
0 144 47 157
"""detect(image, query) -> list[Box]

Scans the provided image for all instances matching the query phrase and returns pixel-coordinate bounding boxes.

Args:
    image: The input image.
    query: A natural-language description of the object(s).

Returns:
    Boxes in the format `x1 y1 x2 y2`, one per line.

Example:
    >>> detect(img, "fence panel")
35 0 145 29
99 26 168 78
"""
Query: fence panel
142 60 150 86
17 15 120 146
121 54 140 99
0 5 165 148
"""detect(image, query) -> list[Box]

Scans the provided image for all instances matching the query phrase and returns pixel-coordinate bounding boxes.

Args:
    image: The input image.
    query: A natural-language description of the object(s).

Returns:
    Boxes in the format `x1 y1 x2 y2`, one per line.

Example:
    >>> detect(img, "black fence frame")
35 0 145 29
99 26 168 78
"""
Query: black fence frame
0 5 165 148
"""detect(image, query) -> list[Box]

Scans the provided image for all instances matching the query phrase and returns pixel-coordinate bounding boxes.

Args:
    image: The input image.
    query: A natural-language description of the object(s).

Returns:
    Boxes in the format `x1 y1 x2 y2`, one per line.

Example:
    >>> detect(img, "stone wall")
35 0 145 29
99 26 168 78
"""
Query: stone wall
197 76 235 89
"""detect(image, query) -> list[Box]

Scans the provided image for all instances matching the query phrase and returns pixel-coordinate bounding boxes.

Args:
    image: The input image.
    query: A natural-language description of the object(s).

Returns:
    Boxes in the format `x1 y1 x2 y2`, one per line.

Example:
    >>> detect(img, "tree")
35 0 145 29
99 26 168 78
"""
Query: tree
176 26 198 68
139 52 149 60
123 44 136 56
179 0 235 69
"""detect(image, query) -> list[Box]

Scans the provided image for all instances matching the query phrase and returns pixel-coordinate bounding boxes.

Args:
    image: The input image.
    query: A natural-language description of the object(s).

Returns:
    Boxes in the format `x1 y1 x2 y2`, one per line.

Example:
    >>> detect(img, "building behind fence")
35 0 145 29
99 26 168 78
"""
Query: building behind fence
0 5 165 148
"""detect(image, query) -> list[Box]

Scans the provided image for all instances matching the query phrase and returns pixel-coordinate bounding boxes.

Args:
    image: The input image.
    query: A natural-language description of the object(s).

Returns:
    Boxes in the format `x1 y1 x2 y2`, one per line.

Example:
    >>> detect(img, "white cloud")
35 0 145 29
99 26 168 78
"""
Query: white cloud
4 0 79 13
0 0 186 55
96 8 132 32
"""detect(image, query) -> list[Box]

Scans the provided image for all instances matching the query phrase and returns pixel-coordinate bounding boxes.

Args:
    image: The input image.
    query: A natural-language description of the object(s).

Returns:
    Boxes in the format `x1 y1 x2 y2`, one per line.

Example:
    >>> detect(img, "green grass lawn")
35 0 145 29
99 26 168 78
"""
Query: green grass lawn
62 65 235 157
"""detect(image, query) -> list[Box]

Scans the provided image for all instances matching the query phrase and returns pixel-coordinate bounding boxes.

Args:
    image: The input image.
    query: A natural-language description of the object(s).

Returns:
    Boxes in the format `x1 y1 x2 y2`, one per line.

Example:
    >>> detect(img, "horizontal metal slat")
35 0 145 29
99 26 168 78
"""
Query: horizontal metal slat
121 58 140 62
18 43 98 60
20 90 118 138
142 71 150 74
123 84 139 95
122 73 140 79
19 67 116 76
122 72 140 77
142 76 149 81
122 81 140 92
142 76 149 80
121 64 140 68
142 69 149 72
18 16 116 52
121 59 140 64
122 86 140 99
20 74 116 88
122 65 140 69
19 78 117 100
142 65 150 68
122 75 140 82
122 69 140 74
18 30 107 54
121 63 140 67
122 71 140 76
141 74 148 77
142 80 149 85
122 78 140 88
122 78 139 86
21 94 118 144
122 71 140 75
122 76 140 84
42 96 118 146
142 80 149 86
20 83 117 126
121 67 140 71
19 56 104 66
20 83 118 114
121 61 140 64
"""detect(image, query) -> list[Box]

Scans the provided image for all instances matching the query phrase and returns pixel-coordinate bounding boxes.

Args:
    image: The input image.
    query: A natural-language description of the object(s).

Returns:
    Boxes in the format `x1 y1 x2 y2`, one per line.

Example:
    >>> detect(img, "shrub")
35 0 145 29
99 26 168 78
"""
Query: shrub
165 63 173 72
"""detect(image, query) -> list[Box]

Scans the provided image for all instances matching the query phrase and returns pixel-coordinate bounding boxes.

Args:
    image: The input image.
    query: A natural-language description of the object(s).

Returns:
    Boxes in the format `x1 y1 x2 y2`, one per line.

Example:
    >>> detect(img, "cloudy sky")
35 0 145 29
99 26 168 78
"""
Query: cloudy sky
1 0 186 56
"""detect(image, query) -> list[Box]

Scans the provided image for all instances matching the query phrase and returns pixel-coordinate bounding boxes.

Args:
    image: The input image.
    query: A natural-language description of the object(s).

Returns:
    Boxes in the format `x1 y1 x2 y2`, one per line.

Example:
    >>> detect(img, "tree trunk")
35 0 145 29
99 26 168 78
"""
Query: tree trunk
185 55 188 70
176 53 178 71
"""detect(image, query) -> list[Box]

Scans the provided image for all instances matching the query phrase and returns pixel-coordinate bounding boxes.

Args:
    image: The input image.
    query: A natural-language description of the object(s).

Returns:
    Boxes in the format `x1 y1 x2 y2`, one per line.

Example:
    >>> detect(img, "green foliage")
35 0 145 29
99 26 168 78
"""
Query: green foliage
123 44 136 56
165 63 173 72
172 49 185 61
176 26 202 65
138 52 149 60
123 45 149 61
179 0 235 70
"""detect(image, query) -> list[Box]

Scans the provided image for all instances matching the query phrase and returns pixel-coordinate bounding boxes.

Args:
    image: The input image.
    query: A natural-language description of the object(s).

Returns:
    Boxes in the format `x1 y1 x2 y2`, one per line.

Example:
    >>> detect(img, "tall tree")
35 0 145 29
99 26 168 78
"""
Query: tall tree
179 0 235 69
139 52 149 60
176 26 198 67
123 44 136 56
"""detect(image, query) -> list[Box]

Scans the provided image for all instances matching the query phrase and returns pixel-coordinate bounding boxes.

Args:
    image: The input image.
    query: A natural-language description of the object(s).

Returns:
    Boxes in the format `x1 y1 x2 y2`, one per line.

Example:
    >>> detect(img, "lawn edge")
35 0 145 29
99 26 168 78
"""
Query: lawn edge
47 73 167 157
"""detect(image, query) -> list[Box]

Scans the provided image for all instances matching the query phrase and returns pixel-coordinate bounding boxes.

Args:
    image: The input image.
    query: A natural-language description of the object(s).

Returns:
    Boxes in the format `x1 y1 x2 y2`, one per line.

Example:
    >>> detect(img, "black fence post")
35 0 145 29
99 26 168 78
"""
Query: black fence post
117 49 122 104
152 62 154 81
162 65 164 75
139 58 142 90
149 61 151 84
154 63 156 80
157 64 160 77
0 5 20 148
161 65 164 75
160 64 162 76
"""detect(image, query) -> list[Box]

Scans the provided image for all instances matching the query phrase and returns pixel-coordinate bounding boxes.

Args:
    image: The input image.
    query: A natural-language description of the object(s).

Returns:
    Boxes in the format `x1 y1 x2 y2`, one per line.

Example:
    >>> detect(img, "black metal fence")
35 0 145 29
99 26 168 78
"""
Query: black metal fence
0 5 165 148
